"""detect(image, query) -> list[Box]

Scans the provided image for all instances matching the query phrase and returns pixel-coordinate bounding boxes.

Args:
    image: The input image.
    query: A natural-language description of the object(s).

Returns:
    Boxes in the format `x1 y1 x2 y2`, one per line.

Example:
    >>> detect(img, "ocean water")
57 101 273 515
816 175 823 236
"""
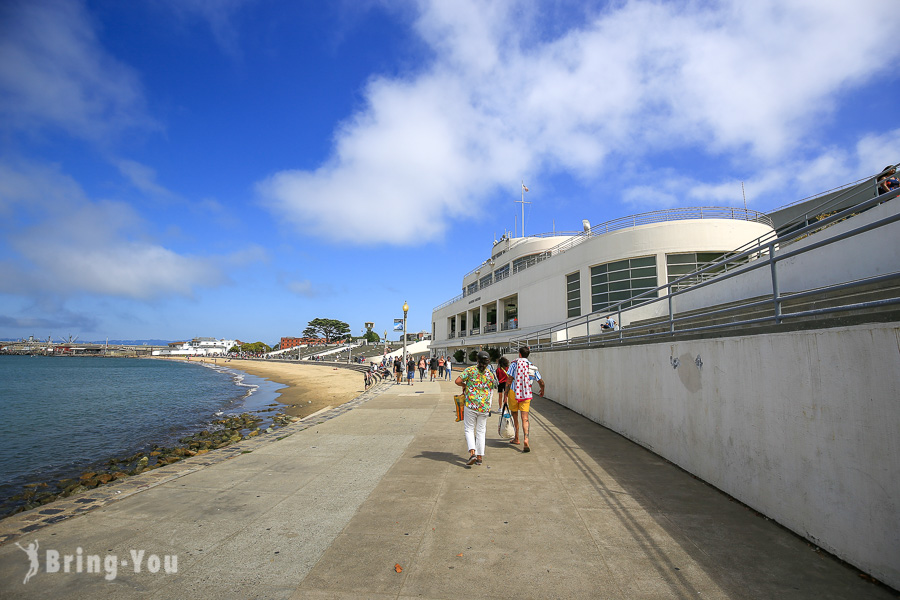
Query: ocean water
0 356 284 500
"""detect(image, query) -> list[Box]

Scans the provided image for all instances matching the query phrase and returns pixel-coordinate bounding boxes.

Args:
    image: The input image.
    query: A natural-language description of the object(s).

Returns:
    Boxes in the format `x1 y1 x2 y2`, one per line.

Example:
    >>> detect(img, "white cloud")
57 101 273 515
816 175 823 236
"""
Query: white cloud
158 0 258 57
0 0 155 141
258 0 900 244
0 161 227 300
113 159 175 199
622 131 900 212
287 280 317 298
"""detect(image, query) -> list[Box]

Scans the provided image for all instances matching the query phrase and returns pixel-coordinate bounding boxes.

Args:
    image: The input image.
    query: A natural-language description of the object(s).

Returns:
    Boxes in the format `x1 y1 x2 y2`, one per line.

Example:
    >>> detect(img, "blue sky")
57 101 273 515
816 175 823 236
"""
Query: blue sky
1 0 898 344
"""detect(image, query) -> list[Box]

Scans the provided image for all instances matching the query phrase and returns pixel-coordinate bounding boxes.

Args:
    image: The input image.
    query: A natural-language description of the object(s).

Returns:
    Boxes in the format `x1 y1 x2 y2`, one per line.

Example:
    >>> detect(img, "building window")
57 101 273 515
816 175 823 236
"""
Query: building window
666 252 733 290
591 256 658 313
513 252 550 274
566 271 581 318
494 263 510 282
479 274 493 289
466 282 479 296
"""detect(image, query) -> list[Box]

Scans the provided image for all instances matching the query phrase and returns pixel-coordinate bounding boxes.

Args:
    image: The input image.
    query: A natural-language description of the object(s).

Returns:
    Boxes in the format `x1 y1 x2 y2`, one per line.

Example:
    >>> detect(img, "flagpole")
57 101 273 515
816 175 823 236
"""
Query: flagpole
516 180 530 238
521 180 525 237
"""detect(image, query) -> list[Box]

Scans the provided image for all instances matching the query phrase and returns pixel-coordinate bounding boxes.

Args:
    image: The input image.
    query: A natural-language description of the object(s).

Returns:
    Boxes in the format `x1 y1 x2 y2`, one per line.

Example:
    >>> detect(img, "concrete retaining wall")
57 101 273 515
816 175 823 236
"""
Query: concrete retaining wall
531 322 900 589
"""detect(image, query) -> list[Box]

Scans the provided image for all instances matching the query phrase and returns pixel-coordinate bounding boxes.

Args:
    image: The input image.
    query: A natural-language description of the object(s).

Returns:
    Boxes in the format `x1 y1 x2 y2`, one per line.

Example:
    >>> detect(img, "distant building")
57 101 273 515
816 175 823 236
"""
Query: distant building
152 337 237 356
280 336 328 349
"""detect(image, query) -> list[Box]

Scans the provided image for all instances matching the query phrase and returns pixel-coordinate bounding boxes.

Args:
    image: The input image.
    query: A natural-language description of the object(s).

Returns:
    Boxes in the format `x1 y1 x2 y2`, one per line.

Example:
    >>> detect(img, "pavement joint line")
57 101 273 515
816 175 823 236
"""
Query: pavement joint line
0 379 394 547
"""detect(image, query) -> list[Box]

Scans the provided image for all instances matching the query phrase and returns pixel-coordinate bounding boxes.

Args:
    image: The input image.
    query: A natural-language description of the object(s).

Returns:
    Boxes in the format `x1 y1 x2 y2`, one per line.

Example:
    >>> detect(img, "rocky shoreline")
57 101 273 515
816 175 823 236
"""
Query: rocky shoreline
0 408 299 520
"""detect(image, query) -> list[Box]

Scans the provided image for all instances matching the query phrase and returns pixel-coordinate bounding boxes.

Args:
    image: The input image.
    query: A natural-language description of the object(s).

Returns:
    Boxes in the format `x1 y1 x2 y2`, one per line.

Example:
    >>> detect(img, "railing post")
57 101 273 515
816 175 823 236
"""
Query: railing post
668 294 675 334
618 307 623 341
769 241 781 324
586 316 591 345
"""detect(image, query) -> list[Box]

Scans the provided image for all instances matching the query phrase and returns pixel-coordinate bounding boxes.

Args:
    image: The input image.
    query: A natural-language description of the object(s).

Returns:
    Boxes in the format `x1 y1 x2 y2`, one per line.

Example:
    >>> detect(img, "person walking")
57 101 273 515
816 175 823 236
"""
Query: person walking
429 354 438 381
506 346 545 452
394 356 403 384
445 355 452 380
407 356 416 385
438 355 445 378
418 356 426 381
455 350 497 466
496 356 510 407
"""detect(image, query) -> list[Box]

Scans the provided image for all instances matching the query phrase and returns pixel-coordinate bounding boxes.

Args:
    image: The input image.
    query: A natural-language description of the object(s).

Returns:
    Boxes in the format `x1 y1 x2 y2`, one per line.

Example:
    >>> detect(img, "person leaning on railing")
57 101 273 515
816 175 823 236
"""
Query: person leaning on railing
877 165 899 196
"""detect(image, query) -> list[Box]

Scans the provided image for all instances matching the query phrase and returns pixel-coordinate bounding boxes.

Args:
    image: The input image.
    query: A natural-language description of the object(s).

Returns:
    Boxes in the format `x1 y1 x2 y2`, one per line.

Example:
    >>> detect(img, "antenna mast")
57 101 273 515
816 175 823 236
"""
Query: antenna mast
516 181 530 237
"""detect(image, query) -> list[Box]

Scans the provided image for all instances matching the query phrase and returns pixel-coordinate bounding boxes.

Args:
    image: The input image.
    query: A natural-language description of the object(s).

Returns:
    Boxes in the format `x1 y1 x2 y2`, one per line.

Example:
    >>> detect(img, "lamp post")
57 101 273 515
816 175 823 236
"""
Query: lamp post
402 301 409 368
384 330 388 356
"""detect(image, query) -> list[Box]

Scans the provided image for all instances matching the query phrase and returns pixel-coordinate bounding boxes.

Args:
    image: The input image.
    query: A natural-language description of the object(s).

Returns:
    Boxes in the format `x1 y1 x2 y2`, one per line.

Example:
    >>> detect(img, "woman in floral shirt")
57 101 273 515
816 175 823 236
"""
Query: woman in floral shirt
455 351 497 466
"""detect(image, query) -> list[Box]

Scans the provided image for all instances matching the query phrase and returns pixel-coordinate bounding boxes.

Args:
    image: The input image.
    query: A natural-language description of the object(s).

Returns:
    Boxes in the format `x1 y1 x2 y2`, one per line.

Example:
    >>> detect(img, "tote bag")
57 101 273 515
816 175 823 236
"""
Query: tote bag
454 394 466 422
497 403 515 439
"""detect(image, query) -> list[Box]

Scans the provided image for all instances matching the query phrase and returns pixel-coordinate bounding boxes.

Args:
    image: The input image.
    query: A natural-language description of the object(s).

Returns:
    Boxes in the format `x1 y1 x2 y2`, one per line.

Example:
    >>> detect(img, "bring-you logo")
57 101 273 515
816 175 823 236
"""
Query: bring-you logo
14 540 177 584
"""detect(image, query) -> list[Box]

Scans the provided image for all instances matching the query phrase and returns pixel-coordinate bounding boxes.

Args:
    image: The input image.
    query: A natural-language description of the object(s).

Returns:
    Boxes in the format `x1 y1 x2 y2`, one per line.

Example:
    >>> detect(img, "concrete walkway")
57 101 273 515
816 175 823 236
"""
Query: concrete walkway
0 377 894 599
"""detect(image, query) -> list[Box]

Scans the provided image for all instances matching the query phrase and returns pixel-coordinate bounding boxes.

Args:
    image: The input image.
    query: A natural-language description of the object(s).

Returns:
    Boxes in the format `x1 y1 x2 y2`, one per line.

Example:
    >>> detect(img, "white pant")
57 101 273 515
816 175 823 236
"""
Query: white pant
463 406 488 456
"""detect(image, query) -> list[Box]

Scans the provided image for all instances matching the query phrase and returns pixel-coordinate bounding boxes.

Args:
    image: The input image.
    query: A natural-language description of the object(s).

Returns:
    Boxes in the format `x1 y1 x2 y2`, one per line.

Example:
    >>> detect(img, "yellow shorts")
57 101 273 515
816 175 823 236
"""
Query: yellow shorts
506 389 530 412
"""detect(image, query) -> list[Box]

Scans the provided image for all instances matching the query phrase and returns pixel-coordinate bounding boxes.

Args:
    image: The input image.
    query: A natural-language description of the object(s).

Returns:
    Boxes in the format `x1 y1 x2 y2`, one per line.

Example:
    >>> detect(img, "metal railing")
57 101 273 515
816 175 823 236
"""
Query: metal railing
511 184 900 351
435 206 773 312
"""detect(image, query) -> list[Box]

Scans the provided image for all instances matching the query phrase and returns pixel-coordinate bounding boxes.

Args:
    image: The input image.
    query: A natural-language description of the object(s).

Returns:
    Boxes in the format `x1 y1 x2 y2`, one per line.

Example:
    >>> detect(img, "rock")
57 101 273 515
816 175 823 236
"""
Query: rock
80 472 98 481
97 473 113 484
137 456 149 467
71 485 87 495
248 430 259 437
196 449 209 455
112 471 128 480
149 451 161 457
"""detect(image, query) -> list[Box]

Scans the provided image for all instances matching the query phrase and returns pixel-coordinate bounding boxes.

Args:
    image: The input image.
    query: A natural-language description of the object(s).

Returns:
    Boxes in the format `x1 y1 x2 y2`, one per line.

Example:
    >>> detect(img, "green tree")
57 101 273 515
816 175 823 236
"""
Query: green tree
236 341 271 353
487 347 501 362
362 330 380 343
303 318 351 343
453 349 466 363
468 349 478 363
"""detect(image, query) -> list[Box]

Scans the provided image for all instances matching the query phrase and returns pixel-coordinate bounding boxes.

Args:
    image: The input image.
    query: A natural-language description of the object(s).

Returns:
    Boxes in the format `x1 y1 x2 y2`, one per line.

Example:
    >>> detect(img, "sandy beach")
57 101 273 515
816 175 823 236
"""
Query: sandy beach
184 357 365 418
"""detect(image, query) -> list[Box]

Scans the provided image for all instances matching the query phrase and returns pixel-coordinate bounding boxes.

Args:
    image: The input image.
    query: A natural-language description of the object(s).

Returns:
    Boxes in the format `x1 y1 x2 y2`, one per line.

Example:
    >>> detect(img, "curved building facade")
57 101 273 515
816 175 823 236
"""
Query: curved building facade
430 207 774 356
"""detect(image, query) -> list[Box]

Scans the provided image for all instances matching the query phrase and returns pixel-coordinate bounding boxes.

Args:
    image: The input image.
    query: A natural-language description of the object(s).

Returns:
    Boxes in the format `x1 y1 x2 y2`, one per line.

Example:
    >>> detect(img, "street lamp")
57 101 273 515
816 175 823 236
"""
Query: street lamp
402 301 409 368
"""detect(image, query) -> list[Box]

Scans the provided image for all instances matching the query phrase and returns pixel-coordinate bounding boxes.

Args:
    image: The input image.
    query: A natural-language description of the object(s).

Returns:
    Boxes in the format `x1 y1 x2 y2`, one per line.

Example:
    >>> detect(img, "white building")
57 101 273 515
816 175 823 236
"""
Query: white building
152 337 238 356
430 207 775 357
